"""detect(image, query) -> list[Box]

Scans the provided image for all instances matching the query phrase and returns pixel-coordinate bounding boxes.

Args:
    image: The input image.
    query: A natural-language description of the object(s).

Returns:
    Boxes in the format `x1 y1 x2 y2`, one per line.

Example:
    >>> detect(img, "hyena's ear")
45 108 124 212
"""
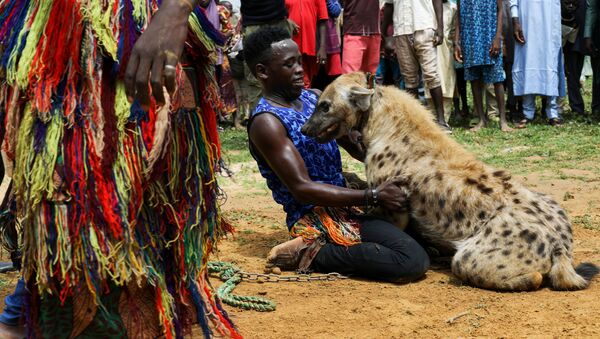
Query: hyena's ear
349 86 374 111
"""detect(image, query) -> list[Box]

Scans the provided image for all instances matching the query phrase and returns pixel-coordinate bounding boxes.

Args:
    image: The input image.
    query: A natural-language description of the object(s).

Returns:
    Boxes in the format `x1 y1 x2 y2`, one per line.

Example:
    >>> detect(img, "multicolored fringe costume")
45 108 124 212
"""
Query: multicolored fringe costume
0 0 240 338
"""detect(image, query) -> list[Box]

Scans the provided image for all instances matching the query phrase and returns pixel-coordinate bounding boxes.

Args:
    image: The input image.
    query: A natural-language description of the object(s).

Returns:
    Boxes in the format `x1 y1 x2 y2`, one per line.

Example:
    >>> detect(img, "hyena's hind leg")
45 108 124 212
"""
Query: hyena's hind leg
451 229 547 291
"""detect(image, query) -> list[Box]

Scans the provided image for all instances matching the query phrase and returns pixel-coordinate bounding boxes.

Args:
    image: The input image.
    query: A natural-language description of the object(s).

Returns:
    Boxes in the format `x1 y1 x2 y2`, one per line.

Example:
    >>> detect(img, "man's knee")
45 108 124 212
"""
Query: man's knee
389 244 430 283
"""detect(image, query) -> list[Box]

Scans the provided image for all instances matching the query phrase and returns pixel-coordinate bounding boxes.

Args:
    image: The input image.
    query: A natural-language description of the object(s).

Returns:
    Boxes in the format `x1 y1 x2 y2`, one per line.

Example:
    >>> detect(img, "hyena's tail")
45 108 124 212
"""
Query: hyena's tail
549 248 599 290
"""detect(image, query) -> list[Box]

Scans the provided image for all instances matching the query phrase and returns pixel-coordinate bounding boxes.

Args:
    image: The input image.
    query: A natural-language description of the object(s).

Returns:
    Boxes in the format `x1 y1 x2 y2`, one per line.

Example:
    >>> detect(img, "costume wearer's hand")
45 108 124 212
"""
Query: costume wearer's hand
513 18 526 44
375 177 410 212
454 42 463 63
124 1 192 110
489 36 501 57
585 37 597 57
433 30 444 46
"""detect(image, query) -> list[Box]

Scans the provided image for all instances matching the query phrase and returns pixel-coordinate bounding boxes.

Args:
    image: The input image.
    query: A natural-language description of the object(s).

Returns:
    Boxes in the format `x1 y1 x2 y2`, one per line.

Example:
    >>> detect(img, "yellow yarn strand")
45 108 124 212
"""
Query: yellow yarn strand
83 0 118 60
14 0 53 89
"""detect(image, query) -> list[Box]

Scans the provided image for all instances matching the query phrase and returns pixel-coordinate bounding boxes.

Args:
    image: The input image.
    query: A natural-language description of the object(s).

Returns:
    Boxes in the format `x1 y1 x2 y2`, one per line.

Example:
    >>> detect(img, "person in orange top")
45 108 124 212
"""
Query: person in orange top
285 0 329 88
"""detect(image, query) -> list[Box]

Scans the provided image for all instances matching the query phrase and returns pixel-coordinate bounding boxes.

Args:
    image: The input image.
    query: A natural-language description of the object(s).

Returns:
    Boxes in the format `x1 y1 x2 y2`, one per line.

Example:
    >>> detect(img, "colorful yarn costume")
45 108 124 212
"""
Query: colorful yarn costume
0 0 240 338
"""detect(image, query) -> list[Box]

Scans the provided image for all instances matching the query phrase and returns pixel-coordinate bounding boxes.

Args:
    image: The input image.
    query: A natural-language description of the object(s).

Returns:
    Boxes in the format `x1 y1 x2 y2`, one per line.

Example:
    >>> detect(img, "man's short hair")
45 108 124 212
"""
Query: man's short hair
243 26 291 76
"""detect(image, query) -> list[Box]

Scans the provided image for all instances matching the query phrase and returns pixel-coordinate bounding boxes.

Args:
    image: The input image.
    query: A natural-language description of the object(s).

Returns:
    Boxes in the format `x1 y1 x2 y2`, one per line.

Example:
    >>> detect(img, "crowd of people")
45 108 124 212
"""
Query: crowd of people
212 0 600 133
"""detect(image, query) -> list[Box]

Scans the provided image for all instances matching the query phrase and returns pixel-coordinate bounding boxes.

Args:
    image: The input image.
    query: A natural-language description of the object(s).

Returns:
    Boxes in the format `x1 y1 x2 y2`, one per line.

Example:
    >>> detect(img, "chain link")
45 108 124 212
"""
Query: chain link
239 271 347 283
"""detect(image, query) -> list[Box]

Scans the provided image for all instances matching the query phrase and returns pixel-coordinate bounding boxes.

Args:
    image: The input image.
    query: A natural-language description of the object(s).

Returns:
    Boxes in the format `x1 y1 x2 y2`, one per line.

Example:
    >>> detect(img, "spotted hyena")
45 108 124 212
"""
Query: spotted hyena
301 72 599 291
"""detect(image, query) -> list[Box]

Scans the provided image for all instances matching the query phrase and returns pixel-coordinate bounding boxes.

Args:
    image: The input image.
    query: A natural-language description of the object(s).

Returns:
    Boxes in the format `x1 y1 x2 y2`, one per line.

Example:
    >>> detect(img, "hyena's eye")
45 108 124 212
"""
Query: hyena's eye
318 101 330 113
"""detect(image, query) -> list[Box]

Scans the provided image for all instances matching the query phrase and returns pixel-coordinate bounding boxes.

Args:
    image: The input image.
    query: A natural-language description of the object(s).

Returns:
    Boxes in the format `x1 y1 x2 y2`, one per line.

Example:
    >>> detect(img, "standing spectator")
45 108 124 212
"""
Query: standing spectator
217 0 238 120
241 0 293 111
426 0 457 124
325 0 344 77
340 0 382 74
584 0 600 116
383 0 451 132
510 0 566 127
455 0 513 132
285 0 329 88
562 0 588 115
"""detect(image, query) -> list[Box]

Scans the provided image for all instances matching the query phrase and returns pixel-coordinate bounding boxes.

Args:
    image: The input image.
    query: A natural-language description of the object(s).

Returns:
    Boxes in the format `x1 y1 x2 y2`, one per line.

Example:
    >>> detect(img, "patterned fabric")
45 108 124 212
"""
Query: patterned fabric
459 0 501 68
464 62 505 84
249 90 344 228
291 206 362 246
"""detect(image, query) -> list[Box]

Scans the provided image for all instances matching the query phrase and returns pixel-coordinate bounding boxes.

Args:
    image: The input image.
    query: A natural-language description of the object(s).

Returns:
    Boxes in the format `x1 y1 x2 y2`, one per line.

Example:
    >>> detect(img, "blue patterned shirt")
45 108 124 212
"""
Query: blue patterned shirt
249 90 345 229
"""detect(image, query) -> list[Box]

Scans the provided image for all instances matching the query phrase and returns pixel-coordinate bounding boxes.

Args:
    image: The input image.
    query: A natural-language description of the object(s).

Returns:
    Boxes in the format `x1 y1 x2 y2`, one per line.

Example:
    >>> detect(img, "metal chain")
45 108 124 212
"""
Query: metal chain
207 261 347 312
239 271 347 283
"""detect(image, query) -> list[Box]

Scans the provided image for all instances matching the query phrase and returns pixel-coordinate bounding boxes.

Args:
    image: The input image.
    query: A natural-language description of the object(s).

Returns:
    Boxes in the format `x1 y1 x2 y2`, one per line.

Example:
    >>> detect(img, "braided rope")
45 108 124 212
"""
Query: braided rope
208 261 277 312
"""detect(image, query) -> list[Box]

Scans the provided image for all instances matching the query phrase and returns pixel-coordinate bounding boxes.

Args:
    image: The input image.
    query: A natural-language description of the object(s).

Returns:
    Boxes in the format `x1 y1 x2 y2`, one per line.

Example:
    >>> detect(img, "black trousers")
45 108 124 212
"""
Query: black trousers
312 217 430 282
592 56 600 113
564 46 585 114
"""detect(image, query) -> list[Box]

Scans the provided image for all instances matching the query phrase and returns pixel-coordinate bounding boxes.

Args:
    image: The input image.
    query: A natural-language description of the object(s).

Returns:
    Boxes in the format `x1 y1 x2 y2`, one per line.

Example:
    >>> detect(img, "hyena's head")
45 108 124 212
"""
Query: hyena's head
301 72 374 143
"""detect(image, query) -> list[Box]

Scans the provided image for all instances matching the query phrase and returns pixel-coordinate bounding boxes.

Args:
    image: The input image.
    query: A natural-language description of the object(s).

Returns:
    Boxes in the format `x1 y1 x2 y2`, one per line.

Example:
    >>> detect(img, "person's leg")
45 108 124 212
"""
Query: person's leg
521 94 536 121
564 47 585 114
485 59 511 131
311 218 430 282
394 34 421 98
362 35 382 74
0 279 26 339
342 35 365 74
545 96 562 124
485 84 498 120
470 79 486 131
504 61 517 121
591 56 600 114
413 29 447 127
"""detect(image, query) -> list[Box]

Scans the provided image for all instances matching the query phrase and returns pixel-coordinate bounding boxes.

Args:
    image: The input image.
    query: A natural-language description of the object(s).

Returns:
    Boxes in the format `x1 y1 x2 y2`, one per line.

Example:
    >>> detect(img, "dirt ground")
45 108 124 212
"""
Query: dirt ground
0 169 598 338
213 168 600 338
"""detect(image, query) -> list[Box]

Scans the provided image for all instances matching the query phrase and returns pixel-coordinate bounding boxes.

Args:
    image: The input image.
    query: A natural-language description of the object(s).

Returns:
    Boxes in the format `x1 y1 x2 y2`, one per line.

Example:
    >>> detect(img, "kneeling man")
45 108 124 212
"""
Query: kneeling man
244 26 429 282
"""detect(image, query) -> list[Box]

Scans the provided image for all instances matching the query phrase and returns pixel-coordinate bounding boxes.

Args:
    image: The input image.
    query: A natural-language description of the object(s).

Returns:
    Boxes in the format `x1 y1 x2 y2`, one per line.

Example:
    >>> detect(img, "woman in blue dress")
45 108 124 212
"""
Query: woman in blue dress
455 0 513 131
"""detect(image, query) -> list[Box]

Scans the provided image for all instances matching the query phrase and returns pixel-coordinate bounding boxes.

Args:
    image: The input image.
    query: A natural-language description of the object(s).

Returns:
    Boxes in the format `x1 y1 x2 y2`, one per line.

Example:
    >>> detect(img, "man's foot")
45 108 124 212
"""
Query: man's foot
515 118 531 129
0 322 25 339
500 122 514 132
436 121 452 134
548 118 564 126
469 120 487 132
264 237 309 273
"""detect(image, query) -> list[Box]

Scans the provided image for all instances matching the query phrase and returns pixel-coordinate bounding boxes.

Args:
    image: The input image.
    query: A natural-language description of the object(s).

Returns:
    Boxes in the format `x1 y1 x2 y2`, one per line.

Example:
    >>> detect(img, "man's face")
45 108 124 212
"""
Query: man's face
261 39 304 99
561 0 578 15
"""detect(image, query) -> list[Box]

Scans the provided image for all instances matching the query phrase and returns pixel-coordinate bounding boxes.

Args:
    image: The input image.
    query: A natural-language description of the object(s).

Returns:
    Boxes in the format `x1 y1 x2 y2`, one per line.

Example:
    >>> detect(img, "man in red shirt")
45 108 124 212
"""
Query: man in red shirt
285 0 329 88
341 0 382 74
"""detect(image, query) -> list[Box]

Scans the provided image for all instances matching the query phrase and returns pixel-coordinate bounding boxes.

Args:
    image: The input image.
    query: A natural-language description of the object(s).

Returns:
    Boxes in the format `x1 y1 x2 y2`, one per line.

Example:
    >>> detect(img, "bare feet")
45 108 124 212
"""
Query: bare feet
469 120 487 132
500 123 514 132
264 237 308 274
0 322 25 339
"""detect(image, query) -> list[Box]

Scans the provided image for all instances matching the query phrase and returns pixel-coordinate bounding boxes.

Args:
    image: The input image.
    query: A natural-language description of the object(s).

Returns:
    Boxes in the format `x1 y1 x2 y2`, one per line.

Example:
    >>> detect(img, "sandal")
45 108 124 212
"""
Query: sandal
548 118 564 126
515 118 531 129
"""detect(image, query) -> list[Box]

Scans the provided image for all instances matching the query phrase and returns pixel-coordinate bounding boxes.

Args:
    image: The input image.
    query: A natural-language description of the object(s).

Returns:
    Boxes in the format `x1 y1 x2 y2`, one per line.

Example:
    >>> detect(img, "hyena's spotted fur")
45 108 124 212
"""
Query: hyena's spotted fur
302 72 598 291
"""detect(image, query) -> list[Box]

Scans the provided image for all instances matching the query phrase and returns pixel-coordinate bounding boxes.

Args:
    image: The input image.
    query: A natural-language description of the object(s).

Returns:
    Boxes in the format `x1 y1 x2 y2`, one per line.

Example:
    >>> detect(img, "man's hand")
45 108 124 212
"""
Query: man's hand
124 1 192 110
585 37 598 57
289 19 300 36
375 177 410 212
489 36 502 57
316 46 327 66
513 18 526 44
384 36 395 56
454 41 463 63
433 29 444 46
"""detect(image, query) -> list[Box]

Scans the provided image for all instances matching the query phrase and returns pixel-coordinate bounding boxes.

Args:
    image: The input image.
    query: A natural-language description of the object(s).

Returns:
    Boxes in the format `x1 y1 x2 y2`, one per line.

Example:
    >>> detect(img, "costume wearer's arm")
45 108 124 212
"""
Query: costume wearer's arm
249 113 369 207
585 0 598 38
124 0 198 109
